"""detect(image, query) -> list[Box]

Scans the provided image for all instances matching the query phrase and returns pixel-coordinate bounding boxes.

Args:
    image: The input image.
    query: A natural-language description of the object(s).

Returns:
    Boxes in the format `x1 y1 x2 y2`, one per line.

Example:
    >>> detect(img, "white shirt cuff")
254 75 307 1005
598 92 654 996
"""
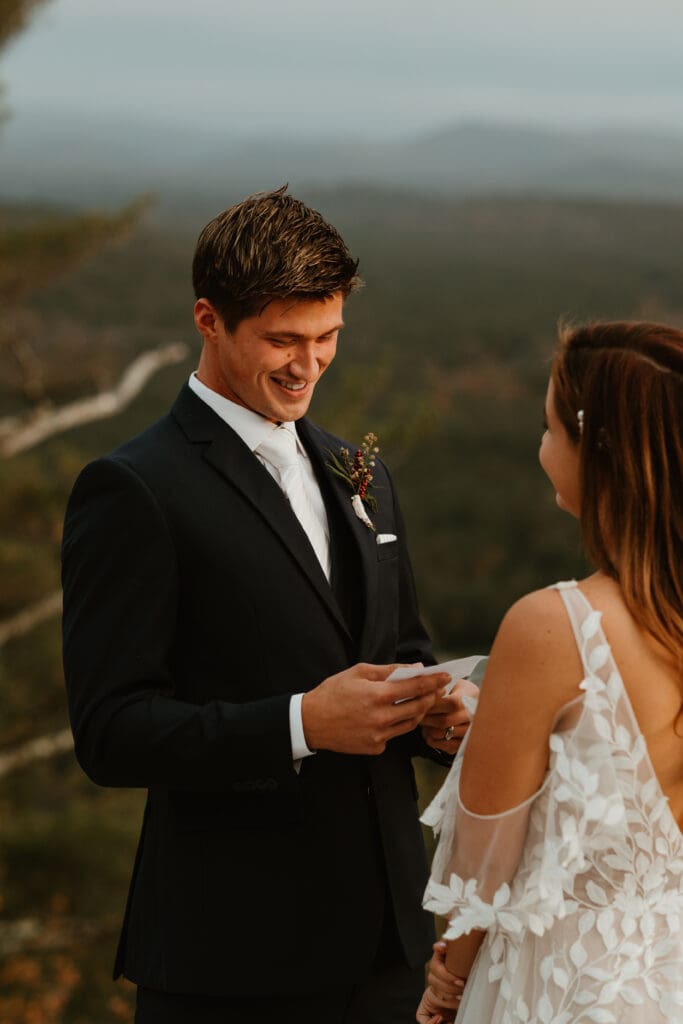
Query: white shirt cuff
289 693 316 770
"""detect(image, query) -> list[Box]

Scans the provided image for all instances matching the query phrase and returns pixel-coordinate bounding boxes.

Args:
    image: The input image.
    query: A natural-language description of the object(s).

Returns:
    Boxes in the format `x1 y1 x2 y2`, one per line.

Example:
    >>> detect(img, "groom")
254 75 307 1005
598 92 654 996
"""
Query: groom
61 187 468 1024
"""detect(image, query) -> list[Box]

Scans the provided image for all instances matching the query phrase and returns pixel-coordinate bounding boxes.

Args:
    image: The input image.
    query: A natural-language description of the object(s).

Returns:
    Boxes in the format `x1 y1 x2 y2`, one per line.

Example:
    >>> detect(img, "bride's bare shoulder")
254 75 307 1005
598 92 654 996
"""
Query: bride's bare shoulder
486 585 584 707
496 585 577 653
461 587 587 812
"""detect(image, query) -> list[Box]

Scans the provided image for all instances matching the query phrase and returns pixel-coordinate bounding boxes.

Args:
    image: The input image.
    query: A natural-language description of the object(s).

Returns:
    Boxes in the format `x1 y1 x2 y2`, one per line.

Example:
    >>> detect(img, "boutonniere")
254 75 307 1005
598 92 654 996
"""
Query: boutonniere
326 432 379 530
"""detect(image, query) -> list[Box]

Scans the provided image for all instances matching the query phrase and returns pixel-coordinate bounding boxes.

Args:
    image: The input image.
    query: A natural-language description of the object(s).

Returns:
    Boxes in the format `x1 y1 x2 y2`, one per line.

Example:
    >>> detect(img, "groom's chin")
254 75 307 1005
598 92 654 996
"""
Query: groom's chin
267 387 316 421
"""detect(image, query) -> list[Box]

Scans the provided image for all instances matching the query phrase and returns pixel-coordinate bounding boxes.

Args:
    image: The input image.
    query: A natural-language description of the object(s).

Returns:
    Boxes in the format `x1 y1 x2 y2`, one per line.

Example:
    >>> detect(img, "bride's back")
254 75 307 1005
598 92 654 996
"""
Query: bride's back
581 572 683 829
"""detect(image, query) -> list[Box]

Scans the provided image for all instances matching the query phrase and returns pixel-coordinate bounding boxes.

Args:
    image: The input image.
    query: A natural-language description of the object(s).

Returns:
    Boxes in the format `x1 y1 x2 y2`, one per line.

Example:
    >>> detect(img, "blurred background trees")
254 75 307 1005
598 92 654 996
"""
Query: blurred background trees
0 4 186 1020
1 3 682 1022
0 0 46 53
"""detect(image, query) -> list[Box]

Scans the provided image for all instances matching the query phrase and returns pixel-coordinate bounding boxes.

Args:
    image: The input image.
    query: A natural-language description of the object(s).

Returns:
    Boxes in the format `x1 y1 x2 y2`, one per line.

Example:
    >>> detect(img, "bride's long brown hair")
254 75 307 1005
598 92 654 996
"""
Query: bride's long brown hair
551 320 683 665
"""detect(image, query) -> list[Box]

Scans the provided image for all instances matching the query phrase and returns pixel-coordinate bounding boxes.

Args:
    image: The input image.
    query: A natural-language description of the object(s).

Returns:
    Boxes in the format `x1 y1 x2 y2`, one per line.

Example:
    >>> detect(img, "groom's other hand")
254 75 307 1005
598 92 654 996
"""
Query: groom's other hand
301 664 450 756
421 678 479 754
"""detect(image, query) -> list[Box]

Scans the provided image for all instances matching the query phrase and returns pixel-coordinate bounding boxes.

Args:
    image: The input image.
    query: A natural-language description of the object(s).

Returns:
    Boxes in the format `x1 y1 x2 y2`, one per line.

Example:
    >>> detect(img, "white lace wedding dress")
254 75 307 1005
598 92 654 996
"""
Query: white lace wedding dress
422 581 683 1023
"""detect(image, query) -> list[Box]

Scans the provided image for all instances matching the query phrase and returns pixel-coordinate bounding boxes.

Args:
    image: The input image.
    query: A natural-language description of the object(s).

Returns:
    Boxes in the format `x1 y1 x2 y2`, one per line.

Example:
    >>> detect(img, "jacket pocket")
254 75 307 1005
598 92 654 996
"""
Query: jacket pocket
376 540 398 562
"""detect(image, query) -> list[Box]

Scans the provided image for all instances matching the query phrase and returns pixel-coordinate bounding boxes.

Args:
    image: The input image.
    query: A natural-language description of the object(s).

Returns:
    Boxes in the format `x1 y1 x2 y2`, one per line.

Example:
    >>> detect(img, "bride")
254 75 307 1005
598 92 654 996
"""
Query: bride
417 320 683 1023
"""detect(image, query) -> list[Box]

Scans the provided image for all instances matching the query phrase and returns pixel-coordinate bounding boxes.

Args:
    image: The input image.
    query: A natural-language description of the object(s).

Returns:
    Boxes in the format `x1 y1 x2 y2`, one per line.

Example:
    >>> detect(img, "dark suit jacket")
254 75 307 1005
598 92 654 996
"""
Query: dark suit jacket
61 384 439 997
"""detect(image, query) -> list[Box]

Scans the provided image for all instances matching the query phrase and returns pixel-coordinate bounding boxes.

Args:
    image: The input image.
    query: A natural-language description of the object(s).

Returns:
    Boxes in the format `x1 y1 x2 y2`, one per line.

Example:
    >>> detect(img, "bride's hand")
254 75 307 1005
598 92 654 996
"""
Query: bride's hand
427 941 465 1007
416 987 447 1023
422 679 479 753
417 942 465 1021
416 985 460 1024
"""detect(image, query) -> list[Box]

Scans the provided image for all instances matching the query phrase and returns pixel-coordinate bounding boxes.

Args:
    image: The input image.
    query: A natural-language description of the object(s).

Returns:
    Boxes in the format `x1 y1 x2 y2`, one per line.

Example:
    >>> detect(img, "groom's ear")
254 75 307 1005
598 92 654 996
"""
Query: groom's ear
194 298 224 341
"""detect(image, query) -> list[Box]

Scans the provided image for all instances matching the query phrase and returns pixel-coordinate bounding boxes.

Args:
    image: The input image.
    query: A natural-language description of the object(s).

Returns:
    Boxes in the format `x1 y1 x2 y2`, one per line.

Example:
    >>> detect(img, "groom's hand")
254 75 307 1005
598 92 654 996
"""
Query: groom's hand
301 664 450 756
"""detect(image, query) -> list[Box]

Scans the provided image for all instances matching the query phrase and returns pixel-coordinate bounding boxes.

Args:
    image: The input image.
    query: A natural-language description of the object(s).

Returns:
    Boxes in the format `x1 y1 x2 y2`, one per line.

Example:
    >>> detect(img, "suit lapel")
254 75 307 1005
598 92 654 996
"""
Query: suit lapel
172 386 351 643
298 419 379 659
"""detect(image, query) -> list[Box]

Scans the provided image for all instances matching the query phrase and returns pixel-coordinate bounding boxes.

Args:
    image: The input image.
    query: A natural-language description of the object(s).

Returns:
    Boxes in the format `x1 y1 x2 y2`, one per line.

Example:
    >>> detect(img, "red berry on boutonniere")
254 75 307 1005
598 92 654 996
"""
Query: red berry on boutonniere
326 433 379 530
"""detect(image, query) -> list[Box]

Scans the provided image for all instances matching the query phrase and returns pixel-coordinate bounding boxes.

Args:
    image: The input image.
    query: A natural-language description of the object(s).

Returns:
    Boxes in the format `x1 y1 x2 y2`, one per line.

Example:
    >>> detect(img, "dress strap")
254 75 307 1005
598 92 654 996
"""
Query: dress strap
549 580 613 683
548 580 583 652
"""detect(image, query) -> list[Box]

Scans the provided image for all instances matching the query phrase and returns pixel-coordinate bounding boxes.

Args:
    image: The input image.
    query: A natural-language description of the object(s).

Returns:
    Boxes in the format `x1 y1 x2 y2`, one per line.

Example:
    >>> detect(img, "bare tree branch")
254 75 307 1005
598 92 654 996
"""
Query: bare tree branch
0 727 73 778
0 589 62 647
0 593 71 777
0 343 191 775
0 341 189 456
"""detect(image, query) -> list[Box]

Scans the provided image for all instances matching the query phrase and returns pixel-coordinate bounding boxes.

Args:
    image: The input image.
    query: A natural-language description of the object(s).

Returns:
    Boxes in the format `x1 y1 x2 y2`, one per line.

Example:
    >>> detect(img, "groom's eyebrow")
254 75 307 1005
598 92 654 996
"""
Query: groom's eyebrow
259 322 345 340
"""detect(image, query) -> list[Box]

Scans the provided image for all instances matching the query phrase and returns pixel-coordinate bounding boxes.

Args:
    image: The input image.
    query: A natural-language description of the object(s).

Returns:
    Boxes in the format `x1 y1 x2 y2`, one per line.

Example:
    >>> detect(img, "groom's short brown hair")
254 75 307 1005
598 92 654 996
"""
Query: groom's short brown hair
192 185 361 330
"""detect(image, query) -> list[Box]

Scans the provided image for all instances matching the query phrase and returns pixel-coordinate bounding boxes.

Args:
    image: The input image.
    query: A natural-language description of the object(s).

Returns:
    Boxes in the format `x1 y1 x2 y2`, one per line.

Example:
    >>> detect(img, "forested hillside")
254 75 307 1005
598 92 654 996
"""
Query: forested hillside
2 188 682 1021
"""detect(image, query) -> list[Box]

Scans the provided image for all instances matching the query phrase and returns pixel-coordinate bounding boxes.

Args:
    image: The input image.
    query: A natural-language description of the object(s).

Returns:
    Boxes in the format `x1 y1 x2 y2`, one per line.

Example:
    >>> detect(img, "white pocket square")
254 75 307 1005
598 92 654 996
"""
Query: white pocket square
376 533 397 545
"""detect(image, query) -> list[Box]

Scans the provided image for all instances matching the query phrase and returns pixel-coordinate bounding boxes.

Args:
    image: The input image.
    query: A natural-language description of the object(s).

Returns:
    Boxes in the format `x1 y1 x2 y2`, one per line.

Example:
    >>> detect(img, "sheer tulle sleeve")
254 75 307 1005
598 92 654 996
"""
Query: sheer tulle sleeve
421 694 587 942
422 735 544 939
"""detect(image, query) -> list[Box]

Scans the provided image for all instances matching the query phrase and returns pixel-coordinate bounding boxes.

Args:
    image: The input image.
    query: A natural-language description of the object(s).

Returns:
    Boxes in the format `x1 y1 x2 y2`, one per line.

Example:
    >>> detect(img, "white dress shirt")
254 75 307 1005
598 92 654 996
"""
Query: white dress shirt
188 372 320 766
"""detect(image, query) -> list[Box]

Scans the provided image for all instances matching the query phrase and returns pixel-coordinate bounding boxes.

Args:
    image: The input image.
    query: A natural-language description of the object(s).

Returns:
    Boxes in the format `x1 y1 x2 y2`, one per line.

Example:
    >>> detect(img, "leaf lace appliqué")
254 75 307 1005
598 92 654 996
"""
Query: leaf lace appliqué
421 582 683 1023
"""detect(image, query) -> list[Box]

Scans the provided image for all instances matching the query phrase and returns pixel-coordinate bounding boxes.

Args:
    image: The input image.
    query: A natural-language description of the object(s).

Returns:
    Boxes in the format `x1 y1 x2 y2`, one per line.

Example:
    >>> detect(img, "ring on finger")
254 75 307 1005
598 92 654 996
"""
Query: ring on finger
443 725 456 741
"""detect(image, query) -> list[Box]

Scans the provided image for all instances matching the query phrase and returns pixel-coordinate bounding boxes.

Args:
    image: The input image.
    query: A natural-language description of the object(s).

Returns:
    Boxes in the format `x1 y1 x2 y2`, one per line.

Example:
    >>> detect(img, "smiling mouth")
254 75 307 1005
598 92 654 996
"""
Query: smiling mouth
271 377 308 393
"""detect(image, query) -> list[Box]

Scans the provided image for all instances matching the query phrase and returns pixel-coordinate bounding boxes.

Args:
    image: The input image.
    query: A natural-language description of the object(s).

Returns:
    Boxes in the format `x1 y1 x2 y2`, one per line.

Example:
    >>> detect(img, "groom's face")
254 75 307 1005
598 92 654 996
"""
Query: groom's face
196 293 344 423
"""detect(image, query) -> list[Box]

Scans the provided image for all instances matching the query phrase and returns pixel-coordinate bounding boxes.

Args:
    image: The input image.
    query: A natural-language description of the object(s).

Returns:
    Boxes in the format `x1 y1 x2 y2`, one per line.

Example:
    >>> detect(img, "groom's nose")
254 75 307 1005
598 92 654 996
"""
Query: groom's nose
289 345 320 381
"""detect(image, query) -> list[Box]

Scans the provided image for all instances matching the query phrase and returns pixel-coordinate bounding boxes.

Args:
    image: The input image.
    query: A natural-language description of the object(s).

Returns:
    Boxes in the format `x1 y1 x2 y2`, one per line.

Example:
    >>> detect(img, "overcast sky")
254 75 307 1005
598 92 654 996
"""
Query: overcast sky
2 0 682 138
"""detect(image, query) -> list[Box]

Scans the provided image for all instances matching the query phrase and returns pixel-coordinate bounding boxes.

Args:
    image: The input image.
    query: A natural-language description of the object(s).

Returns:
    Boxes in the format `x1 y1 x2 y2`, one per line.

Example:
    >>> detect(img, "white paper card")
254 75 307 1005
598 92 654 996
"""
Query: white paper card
388 655 486 695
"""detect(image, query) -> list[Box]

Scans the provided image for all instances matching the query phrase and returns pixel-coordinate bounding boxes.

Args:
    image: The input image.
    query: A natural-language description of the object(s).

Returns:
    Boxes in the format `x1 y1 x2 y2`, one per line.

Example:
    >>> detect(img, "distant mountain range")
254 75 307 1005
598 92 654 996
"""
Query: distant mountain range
2 110 683 208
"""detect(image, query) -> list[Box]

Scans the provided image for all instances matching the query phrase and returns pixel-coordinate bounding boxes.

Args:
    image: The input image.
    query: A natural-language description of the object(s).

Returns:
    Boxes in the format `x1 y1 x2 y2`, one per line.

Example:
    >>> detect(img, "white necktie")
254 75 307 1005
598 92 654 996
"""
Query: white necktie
257 428 330 579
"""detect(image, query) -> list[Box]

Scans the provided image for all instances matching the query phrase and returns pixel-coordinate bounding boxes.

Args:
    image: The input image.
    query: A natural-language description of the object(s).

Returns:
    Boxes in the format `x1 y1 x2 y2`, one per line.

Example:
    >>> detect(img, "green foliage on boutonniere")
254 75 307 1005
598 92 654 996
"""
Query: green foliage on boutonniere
326 433 379 527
